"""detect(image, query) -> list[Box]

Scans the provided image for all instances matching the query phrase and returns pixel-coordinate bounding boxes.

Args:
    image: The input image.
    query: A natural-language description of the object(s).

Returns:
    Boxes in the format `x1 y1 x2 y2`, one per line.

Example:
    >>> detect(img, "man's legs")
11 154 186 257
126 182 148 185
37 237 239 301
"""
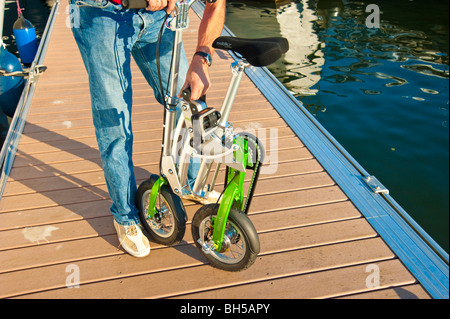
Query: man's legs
71 1 142 226
69 0 151 257
70 1 202 244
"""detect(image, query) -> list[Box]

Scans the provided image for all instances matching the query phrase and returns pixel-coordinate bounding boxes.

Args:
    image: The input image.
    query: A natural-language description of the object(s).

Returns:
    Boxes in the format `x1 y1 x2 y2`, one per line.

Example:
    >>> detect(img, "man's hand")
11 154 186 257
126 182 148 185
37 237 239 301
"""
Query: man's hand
180 55 211 100
145 0 176 13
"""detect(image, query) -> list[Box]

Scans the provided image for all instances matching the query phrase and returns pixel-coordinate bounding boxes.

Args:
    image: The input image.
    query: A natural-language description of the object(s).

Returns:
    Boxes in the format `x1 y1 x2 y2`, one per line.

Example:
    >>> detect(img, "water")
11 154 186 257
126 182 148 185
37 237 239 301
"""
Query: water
226 0 449 252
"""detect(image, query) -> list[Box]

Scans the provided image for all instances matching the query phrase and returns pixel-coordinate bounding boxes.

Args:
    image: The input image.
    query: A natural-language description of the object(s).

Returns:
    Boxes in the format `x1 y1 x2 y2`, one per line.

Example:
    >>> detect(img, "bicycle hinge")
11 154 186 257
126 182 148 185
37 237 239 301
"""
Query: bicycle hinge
363 175 389 194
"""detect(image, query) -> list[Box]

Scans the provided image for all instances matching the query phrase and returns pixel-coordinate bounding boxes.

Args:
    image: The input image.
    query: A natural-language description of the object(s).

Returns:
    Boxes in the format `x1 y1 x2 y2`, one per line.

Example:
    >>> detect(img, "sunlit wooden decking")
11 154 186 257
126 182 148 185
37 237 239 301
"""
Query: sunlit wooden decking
0 7 431 299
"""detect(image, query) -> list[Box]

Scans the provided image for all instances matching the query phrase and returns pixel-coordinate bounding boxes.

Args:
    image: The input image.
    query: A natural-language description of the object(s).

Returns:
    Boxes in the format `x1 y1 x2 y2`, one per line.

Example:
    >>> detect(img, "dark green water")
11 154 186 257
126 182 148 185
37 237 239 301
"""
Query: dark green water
226 0 449 252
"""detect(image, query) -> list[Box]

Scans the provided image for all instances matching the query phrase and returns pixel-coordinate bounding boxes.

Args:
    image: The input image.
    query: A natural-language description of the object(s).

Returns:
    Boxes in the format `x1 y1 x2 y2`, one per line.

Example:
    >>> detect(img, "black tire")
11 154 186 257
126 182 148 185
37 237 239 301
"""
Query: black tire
135 176 186 246
191 204 260 272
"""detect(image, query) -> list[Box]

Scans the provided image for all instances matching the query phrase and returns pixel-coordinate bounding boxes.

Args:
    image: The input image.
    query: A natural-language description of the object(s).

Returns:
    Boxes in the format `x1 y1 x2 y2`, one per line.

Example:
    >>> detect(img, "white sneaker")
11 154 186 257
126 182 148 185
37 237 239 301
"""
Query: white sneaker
182 190 222 205
114 220 150 258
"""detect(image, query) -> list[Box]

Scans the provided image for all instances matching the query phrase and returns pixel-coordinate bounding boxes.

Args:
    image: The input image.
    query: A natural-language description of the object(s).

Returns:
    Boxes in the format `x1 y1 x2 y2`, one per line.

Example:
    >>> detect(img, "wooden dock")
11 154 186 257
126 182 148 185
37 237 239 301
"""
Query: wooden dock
0 5 432 299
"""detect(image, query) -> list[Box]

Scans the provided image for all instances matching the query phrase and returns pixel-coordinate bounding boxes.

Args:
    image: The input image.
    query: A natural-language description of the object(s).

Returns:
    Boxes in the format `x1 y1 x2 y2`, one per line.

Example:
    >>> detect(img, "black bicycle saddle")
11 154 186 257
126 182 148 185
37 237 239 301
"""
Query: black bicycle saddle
212 36 289 67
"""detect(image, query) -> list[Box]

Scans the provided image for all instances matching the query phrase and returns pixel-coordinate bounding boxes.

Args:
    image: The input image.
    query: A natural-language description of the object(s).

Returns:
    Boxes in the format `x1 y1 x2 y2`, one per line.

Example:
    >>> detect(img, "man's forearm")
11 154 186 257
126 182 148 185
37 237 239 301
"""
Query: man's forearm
179 0 226 99
196 0 226 55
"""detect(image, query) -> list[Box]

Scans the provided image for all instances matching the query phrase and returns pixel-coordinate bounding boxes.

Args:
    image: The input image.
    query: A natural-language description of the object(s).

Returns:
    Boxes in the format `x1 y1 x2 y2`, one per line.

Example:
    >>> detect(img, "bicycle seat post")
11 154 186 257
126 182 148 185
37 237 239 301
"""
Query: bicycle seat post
218 59 249 128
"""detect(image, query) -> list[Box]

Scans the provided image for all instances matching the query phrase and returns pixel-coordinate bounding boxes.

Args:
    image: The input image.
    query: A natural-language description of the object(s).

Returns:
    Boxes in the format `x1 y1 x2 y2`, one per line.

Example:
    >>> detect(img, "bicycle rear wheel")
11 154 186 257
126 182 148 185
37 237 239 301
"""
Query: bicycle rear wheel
136 176 186 246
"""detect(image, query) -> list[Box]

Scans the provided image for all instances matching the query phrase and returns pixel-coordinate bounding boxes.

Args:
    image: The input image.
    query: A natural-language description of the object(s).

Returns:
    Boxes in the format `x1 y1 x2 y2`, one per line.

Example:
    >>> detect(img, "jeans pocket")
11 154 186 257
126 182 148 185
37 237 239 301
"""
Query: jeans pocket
75 0 112 8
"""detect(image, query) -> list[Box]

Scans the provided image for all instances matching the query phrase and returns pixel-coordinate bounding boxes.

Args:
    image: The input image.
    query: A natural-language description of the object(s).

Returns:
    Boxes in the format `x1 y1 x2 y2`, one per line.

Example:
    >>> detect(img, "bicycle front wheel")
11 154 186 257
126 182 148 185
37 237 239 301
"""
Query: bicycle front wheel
191 204 260 272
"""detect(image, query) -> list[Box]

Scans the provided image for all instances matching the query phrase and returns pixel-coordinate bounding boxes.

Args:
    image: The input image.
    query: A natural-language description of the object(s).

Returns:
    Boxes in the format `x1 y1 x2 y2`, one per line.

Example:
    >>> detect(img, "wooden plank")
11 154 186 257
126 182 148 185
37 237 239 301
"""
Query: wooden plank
4 157 323 197
30 72 253 102
176 259 418 299
0 243 204 298
10 134 302 168
26 95 276 122
250 201 361 231
249 186 348 213
0 213 375 272
0 184 111 212
27 81 273 120
0 176 343 214
8 238 394 299
0 200 112 231
18 109 280 145
337 284 431 299
0 201 361 250
7 146 310 183
0 160 328 230
13 118 291 155
15 123 286 157
1 162 329 229
0 203 366 254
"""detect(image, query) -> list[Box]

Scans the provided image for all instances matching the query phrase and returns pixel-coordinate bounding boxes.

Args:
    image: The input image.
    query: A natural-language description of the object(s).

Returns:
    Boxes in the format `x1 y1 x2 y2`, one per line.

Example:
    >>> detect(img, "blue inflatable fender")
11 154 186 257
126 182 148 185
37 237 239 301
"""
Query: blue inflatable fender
0 44 25 117
13 15 38 65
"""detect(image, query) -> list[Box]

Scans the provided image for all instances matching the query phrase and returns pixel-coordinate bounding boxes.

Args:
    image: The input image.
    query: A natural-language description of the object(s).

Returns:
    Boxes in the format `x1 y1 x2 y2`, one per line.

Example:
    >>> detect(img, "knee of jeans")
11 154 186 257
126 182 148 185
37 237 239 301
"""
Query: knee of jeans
93 109 132 151
97 129 132 160
92 108 122 129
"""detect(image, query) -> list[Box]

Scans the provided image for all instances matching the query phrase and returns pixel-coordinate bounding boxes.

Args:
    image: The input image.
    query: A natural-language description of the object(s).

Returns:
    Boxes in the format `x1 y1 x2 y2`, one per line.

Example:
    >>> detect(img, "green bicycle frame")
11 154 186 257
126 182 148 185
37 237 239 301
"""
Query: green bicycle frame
146 176 168 219
211 136 249 251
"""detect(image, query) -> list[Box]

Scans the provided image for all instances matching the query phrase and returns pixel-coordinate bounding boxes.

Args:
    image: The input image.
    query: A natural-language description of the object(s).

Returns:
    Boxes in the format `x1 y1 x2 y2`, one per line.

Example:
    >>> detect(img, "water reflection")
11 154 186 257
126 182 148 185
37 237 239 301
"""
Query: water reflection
239 0 450 104
276 0 325 96
226 0 449 252
228 0 448 107
401 63 448 78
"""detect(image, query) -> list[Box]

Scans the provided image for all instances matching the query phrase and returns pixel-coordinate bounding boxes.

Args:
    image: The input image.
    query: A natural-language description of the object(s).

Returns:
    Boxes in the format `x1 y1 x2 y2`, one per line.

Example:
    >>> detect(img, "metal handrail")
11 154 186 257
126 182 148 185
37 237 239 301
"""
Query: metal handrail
0 0 61 199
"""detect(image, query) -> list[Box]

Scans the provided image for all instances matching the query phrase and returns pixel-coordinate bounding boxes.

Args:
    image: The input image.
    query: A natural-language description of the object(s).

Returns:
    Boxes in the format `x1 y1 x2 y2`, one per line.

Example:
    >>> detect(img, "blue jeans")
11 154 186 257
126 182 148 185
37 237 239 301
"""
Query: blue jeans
69 0 190 226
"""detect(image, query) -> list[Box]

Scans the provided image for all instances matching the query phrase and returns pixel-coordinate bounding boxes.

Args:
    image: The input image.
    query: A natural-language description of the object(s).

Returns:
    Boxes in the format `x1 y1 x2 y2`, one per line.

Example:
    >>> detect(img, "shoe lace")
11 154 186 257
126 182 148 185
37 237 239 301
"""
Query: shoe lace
118 224 139 249
126 225 138 236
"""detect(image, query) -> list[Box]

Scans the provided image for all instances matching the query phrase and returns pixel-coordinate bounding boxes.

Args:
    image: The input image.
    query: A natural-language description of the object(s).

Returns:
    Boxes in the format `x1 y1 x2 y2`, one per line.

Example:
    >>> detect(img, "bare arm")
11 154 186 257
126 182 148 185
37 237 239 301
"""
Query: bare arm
195 0 226 57
180 0 226 100
146 0 226 100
